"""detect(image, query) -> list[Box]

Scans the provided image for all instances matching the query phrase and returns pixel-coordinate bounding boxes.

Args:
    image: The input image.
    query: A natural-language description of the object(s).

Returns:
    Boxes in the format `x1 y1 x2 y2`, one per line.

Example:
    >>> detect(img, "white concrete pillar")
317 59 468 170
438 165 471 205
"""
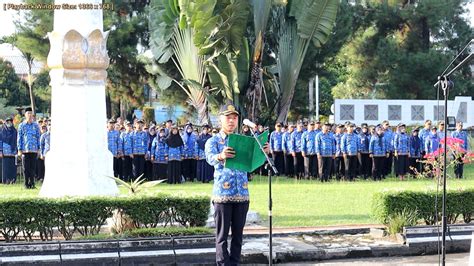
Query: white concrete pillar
40 0 118 197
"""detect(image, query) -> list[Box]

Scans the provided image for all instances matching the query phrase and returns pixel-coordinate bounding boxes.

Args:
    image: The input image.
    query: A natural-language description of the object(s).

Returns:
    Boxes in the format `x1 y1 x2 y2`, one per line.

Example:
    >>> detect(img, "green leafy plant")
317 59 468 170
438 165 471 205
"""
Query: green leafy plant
109 174 166 195
386 208 418 235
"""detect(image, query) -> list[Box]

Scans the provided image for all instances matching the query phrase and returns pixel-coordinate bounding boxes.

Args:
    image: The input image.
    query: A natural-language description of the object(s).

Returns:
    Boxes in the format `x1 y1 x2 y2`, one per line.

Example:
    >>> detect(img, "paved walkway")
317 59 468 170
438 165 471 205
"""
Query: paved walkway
280 252 470 265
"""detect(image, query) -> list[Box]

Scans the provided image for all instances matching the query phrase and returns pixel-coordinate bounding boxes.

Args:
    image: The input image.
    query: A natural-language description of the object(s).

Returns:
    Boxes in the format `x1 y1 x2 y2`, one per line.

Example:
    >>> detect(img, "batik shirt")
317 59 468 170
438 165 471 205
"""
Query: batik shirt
419 128 431 149
451 130 469 151
131 130 148 155
289 130 304 153
341 132 359 156
282 131 293 153
168 146 183 161
40 131 50 157
393 132 409 155
369 135 387 157
316 132 335 157
383 129 394 152
358 133 370 153
302 130 318 155
107 130 120 156
409 136 421 158
151 137 168 163
120 132 133 156
424 133 440 154
182 131 198 159
269 131 284 152
205 131 249 203
17 121 41 153
334 133 344 157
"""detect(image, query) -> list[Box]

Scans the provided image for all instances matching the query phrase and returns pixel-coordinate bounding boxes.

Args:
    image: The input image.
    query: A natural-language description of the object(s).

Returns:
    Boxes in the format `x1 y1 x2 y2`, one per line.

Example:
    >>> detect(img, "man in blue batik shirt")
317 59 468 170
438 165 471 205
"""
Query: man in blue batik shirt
270 122 284 176
131 120 148 179
341 123 360 181
316 123 335 182
107 119 121 177
301 121 319 179
17 107 41 189
451 121 469 178
290 121 305 178
205 103 269 266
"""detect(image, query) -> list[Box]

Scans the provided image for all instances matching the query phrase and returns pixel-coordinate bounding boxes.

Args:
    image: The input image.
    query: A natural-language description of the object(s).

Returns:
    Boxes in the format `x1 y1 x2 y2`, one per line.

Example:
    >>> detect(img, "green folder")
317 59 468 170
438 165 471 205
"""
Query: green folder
225 130 269 172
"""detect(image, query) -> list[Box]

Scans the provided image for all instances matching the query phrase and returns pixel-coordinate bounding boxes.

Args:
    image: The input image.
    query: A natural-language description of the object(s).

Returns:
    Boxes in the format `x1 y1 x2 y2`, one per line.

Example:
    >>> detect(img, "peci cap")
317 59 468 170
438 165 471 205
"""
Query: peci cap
25 107 33 112
108 119 116 124
219 103 239 116
5 117 13 122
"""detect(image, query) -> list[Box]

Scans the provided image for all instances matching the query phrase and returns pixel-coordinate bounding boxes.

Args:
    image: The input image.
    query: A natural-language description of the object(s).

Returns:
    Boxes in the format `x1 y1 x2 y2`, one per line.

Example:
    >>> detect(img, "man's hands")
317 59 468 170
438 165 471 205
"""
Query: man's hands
263 143 270 154
218 147 235 161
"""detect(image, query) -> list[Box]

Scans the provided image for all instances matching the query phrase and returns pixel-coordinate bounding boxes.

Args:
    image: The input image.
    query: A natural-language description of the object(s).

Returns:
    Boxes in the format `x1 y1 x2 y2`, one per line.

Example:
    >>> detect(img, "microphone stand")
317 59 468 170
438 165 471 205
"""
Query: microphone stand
248 127 278 266
433 39 473 266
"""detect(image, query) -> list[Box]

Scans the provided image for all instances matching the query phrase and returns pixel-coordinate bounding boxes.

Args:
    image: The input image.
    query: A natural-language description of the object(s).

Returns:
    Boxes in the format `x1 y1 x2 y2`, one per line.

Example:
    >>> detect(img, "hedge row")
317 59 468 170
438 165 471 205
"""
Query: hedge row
0 194 210 242
75 227 213 241
372 189 474 225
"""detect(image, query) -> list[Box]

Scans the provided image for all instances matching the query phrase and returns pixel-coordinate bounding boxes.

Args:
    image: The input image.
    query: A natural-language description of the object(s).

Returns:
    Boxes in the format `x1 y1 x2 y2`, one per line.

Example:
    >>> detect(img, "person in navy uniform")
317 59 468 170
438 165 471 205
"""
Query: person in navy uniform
451 121 469 179
0 118 18 184
393 123 410 180
119 121 134 181
131 120 148 179
418 120 432 173
166 125 184 184
369 126 388 181
205 103 269 266
316 123 335 182
408 127 422 176
301 121 318 179
333 124 345 181
282 124 294 176
341 123 360 181
182 123 198 182
144 125 157 180
270 122 285 176
195 124 213 183
358 124 371 179
36 124 49 182
17 107 41 189
290 121 305 179
381 121 394 177
107 119 121 178
151 127 169 180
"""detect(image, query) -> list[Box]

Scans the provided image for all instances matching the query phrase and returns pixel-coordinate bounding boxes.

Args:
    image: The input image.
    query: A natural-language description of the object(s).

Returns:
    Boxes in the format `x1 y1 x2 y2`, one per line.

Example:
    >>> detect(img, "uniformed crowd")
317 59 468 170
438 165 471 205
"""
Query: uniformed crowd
1 108 470 189
0 108 51 189
265 119 469 181
107 118 215 184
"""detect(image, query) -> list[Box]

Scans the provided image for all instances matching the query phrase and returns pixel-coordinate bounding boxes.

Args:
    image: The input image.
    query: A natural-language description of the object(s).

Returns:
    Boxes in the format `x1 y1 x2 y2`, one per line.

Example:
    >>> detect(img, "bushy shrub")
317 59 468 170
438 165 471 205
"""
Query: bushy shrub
0 194 210 242
142 107 155 123
372 189 474 226
386 208 418 235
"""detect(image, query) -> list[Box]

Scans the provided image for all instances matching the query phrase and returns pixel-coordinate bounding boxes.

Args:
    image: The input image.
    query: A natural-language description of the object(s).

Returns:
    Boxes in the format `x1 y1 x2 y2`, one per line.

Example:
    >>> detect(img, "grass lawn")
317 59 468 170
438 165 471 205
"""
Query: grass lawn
1 164 473 227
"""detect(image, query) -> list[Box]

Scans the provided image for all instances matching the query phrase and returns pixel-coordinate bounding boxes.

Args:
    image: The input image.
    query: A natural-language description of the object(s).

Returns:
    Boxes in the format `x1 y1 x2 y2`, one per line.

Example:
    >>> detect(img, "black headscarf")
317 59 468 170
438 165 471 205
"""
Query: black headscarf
1 123 17 147
166 128 184 148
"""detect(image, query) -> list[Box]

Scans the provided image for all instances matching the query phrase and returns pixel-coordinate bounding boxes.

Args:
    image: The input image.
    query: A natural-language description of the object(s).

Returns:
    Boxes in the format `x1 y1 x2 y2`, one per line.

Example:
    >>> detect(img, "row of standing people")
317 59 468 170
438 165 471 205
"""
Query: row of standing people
107 119 216 184
0 108 51 188
265 119 469 181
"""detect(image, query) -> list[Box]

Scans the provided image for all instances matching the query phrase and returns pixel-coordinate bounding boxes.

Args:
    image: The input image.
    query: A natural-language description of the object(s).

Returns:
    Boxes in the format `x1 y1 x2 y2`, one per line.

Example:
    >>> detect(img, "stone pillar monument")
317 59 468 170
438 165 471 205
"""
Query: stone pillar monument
40 0 118 197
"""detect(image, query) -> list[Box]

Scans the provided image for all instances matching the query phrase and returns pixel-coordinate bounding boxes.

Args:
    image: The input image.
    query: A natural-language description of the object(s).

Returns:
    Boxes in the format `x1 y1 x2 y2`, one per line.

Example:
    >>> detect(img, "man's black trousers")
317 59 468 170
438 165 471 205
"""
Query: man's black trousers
214 202 249 266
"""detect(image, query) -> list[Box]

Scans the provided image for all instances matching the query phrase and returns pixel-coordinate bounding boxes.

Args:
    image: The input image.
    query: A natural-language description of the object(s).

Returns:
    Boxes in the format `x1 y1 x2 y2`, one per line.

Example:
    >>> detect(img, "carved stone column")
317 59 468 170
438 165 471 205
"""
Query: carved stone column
40 0 118 197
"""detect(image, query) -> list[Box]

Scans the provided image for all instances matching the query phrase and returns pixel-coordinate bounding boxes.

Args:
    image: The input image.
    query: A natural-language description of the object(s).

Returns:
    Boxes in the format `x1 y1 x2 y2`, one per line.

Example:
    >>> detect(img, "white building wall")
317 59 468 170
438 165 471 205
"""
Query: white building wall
334 96 473 127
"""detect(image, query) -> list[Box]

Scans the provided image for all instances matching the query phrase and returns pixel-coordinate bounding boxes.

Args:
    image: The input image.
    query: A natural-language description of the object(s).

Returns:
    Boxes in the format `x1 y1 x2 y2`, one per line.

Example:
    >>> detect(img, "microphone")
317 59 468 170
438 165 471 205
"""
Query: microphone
243 119 257 129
